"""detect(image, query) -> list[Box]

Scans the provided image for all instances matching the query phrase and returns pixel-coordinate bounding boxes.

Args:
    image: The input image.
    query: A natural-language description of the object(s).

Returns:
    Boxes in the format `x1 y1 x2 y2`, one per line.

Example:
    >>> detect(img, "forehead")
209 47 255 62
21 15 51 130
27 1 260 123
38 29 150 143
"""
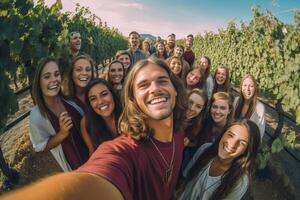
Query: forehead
134 63 170 84
71 32 80 38
74 58 90 66
227 125 249 141
213 99 229 107
42 61 59 74
110 62 123 69
119 54 130 59
89 83 108 95
243 77 254 84
129 33 139 38
200 57 208 62
189 93 203 102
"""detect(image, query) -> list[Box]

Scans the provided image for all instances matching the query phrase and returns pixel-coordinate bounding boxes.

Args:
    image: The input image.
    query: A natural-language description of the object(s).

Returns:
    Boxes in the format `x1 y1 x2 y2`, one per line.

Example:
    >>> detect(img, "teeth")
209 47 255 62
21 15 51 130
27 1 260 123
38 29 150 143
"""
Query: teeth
49 85 58 90
100 105 108 110
79 77 88 81
224 146 233 153
150 97 167 105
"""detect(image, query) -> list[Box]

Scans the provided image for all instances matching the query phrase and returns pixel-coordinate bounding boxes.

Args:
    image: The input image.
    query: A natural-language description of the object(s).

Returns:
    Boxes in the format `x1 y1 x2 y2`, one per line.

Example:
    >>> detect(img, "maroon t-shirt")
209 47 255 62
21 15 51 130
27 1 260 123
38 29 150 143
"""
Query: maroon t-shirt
48 101 89 169
77 131 184 200
183 50 195 67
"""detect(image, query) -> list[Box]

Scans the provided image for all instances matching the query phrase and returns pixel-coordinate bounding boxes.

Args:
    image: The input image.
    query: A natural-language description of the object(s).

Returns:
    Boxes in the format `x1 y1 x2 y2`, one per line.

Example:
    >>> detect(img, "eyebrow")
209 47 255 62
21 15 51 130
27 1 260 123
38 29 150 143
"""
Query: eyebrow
228 130 248 143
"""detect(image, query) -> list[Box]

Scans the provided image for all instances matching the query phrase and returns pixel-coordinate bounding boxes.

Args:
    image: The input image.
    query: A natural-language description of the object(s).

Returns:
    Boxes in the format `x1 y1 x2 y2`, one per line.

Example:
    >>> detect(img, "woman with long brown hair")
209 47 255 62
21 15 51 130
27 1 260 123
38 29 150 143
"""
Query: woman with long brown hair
63 54 94 111
185 66 206 93
177 119 261 200
29 58 88 171
105 60 125 95
152 41 168 60
80 78 122 156
233 74 265 139
200 92 233 144
200 56 214 99
212 64 231 95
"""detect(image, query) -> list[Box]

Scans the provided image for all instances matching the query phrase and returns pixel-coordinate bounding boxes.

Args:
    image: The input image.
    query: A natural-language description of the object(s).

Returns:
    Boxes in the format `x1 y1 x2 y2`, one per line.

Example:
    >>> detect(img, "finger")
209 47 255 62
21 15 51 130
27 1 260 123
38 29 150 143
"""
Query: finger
59 112 69 118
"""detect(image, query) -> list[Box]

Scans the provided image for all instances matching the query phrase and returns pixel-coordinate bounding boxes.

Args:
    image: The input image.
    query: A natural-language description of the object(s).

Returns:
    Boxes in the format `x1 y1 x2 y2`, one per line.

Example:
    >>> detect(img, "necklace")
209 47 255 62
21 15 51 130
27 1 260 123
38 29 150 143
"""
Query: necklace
149 137 175 185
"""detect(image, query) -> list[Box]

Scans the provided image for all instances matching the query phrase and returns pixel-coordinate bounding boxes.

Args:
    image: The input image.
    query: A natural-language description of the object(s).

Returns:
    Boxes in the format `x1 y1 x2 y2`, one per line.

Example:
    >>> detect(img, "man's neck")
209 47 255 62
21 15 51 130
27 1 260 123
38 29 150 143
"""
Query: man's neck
130 46 139 52
148 116 173 142
72 50 79 57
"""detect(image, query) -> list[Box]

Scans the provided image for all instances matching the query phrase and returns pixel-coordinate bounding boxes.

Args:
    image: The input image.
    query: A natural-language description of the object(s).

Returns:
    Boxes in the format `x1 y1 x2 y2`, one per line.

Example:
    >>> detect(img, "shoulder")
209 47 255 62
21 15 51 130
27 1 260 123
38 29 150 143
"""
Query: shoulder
30 106 44 123
63 99 84 115
254 101 265 117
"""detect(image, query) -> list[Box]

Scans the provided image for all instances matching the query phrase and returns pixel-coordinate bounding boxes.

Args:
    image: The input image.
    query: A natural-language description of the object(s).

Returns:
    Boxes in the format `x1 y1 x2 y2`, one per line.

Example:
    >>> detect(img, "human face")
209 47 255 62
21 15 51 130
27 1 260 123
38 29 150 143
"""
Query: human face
242 77 255 100
88 83 115 119
40 61 61 98
185 40 193 51
186 69 201 87
133 63 176 121
215 68 227 85
157 43 165 53
218 124 249 161
169 58 182 75
200 57 209 70
187 93 204 119
167 36 175 49
118 55 131 69
72 59 92 89
143 41 150 51
129 33 140 48
174 47 184 57
210 99 230 124
109 63 124 84
187 36 194 42
70 32 81 52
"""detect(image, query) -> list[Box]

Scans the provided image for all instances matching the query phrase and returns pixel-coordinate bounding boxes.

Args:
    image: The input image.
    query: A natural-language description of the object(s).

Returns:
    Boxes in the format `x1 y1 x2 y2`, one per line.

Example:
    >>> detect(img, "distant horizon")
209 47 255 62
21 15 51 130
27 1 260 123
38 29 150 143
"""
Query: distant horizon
44 0 300 39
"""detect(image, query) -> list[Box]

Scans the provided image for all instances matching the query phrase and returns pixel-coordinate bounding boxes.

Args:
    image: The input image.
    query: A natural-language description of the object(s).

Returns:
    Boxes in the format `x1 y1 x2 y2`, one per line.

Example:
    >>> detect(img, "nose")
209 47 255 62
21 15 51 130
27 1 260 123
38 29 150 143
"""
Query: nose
228 138 239 150
149 81 161 94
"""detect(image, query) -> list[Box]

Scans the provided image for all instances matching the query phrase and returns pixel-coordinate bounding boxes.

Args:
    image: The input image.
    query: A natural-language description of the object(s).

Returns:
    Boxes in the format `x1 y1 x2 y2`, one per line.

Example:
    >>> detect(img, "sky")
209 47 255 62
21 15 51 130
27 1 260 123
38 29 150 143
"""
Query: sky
44 0 300 39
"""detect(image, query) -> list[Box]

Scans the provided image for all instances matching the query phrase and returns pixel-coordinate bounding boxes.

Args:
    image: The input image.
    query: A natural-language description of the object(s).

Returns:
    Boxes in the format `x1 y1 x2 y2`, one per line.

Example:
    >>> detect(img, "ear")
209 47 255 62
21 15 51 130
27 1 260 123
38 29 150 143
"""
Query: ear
175 91 177 97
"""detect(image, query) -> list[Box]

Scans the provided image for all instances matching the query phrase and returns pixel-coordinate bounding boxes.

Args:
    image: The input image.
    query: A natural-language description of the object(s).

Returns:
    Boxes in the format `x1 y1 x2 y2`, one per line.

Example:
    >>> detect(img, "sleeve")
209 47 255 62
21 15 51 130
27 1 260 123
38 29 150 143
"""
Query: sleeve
224 175 249 200
29 109 52 152
206 75 214 100
77 139 135 200
255 102 266 139
183 143 212 178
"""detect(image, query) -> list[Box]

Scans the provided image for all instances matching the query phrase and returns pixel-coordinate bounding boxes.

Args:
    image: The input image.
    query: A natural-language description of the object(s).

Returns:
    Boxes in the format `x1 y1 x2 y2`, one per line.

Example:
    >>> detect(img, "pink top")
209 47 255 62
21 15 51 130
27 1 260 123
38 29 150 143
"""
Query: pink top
77 131 184 200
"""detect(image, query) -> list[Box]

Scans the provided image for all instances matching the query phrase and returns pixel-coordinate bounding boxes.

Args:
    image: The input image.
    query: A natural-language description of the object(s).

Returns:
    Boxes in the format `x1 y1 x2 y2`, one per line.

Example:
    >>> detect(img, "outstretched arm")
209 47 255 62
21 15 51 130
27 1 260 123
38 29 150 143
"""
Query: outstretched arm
1 172 123 200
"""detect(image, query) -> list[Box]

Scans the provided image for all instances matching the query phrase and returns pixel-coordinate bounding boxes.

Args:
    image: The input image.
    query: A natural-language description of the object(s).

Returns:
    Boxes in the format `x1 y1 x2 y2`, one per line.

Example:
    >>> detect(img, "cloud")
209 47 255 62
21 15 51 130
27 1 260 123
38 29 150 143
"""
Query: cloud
119 2 144 10
43 0 225 39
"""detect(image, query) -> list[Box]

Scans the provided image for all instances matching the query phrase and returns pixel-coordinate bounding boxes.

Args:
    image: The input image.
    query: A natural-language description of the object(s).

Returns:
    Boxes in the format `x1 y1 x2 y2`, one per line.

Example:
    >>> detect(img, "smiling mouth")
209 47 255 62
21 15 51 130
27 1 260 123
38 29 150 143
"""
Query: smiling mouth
224 146 234 154
48 85 59 90
148 97 168 105
99 105 108 111
79 77 88 81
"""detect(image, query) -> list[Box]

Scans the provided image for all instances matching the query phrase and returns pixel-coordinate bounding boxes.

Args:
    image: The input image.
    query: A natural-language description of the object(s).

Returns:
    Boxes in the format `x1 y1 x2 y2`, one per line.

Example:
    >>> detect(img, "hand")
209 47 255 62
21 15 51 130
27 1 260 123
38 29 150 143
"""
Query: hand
59 112 73 136
184 137 190 147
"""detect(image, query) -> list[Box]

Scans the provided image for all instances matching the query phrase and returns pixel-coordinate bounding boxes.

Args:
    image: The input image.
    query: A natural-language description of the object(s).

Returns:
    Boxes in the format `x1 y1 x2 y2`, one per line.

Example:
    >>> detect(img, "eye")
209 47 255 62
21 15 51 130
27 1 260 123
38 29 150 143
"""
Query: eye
89 96 96 102
101 91 108 97
55 71 61 77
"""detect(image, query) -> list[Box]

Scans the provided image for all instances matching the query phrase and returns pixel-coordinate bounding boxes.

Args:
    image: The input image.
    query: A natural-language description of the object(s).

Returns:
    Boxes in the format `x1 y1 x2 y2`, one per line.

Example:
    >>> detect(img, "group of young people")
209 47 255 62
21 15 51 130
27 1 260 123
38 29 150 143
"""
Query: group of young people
2 31 266 200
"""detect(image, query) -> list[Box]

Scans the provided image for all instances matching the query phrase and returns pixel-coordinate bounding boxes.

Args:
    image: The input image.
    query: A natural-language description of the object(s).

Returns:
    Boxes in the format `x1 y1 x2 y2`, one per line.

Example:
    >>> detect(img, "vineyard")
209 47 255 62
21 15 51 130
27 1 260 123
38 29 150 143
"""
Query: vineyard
0 0 127 132
0 0 300 199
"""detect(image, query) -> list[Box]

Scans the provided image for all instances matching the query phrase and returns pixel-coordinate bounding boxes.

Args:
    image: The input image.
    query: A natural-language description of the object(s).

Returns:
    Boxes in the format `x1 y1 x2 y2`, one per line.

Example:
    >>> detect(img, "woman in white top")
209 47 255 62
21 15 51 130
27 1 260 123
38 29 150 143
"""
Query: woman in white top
233 74 266 139
200 56 214 99
177 119 261 200
29 58 88 171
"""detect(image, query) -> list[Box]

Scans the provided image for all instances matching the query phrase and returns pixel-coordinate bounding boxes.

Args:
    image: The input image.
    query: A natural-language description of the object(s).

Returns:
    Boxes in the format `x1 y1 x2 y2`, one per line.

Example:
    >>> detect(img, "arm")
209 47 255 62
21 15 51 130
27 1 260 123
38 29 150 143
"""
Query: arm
80 116 95 156
0 172 123 200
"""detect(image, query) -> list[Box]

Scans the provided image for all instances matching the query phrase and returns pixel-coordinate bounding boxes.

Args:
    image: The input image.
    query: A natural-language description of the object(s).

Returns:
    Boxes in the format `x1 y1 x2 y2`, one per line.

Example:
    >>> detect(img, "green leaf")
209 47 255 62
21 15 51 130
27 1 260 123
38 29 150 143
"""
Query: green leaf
271 138 284 153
